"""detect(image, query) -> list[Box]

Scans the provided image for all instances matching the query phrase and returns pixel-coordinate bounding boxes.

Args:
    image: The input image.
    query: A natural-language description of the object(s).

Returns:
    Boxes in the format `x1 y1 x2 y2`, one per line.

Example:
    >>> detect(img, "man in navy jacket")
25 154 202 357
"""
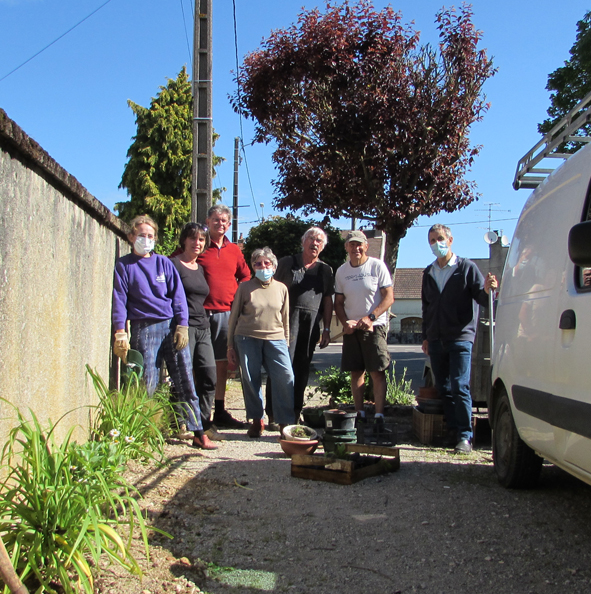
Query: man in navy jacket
421 224 497 453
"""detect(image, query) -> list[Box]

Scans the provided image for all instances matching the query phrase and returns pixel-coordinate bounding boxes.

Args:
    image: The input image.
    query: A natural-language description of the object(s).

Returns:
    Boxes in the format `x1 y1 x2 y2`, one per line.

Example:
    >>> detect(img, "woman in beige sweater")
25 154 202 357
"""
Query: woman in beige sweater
227 247 295 437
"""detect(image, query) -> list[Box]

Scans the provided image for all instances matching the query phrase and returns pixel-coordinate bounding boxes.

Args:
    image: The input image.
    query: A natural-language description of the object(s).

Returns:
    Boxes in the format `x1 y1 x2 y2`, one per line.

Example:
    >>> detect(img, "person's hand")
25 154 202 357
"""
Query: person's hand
227 347 238 368
113 331 129 363
356 316 374 332
343 320 358 335
485 273 498 294
319 329 331 348
421 340 429 356
173 325 189 350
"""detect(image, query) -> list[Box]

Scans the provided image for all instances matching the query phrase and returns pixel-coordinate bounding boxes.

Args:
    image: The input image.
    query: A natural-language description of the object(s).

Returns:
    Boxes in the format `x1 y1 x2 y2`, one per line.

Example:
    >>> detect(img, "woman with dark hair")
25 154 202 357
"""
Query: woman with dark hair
170 223 219 440
112 215 216 450
227 247 295 438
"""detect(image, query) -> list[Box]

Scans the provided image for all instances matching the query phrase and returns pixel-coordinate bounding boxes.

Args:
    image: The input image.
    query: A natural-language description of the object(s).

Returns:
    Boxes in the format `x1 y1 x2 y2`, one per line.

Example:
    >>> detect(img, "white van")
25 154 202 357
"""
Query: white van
490 94 591 488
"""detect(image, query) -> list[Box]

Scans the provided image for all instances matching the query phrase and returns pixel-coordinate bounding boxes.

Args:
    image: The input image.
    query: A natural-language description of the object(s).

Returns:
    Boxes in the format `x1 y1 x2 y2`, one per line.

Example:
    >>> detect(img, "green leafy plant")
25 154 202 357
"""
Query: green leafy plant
313 365 370 406
0 406 155 594
385 365 414 406
87 365 174 462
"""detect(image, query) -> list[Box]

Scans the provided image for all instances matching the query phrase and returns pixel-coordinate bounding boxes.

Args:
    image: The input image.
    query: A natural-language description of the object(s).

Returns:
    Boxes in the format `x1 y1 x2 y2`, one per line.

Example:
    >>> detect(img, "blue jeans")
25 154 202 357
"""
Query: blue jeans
130 319 203 432
428 340 473 441
234 335 295 426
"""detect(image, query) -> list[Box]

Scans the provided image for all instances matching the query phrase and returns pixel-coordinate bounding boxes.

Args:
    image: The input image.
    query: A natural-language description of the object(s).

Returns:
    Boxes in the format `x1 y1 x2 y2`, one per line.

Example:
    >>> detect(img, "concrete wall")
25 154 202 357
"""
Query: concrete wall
0 109 130 442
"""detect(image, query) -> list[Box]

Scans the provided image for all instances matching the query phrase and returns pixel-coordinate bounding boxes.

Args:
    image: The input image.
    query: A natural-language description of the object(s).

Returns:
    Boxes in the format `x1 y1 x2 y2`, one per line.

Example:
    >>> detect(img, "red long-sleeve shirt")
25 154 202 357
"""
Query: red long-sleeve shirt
198 236 251 311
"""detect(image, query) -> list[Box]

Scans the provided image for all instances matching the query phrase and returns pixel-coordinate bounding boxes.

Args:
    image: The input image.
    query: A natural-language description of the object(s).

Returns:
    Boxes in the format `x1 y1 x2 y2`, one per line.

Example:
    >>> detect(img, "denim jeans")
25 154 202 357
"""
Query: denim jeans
130 319 203 431
428 339 473 441
234 335 295 426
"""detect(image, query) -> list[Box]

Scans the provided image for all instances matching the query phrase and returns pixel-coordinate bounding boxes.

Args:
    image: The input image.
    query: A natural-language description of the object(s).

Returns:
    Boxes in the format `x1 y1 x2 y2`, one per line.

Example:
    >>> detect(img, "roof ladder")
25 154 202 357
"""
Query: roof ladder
514 90 591 190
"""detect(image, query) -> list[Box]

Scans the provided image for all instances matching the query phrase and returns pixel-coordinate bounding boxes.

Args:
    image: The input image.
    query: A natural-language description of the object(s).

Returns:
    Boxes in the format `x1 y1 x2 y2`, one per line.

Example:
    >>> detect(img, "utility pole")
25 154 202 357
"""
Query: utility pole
232 137 239 243
191 0 212 223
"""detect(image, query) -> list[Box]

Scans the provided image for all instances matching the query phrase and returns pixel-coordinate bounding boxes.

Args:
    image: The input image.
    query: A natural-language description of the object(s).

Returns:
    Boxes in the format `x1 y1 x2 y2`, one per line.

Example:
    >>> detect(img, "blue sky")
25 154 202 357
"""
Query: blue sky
1 0 589 267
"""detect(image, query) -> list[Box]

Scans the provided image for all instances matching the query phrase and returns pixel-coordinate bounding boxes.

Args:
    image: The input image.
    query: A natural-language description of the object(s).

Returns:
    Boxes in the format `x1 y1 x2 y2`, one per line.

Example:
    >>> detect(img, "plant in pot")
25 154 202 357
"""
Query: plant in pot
279 425 319 457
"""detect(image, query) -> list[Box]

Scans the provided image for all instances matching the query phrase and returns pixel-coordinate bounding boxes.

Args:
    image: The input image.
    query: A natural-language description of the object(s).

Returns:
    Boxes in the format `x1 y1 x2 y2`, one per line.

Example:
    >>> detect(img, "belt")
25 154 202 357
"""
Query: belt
207 309 229 315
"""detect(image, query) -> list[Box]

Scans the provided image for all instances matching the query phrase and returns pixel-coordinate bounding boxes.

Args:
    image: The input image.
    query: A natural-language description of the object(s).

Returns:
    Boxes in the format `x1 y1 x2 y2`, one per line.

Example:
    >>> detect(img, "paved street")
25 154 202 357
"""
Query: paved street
309 343 426 394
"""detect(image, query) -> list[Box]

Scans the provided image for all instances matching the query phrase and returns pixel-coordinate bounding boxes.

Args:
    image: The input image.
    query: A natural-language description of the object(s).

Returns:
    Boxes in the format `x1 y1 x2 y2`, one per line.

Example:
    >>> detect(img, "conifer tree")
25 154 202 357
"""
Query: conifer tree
117 66 224 252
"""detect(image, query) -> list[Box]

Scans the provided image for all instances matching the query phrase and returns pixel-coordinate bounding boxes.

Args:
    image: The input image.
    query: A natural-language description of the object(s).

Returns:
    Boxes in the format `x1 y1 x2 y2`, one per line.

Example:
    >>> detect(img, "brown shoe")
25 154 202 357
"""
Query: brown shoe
247 419 264 438
279 424 287 440
192 434 218 450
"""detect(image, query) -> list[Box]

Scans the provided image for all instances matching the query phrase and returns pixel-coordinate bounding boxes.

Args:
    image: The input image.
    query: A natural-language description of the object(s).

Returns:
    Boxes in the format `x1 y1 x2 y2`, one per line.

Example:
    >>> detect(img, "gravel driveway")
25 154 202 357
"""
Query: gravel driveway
100 380 591 594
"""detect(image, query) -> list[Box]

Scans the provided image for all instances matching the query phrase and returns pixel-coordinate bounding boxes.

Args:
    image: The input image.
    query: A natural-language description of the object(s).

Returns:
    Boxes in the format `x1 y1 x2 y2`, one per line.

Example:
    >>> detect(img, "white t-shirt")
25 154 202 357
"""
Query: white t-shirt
335 257 392 326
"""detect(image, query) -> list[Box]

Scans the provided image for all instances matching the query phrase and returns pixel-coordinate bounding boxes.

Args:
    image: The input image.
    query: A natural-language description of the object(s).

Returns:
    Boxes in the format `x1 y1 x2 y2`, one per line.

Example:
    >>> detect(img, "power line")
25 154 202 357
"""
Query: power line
413 217 518 228
179 0 192 64
0 0 114 84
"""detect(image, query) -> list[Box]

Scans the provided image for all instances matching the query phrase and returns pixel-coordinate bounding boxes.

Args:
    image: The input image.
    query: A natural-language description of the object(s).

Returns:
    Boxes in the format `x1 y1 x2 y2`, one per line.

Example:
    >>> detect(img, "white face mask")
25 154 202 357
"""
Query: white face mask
430 240 449 259
134 236 155 256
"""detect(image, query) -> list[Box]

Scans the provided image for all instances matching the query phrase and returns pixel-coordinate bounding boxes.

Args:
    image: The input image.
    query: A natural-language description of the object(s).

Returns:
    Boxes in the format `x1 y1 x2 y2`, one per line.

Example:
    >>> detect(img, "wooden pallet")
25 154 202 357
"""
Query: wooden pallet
291 443 400 485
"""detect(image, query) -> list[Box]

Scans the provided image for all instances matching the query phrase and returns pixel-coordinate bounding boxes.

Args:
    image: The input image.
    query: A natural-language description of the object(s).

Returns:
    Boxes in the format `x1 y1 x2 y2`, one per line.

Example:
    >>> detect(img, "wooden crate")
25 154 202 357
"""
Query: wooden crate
291 443 400 485
412 407 447 445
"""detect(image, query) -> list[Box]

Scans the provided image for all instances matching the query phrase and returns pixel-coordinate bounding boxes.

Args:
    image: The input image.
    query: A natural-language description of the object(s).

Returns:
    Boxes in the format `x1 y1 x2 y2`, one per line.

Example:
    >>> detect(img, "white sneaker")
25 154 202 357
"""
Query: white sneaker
204 426 224 441
172 423 193 440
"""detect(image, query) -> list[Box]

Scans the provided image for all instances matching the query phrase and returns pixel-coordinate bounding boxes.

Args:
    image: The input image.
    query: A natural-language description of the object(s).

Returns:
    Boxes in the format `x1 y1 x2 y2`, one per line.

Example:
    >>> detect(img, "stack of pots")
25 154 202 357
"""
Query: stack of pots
322 409 357 453
416 386 444 414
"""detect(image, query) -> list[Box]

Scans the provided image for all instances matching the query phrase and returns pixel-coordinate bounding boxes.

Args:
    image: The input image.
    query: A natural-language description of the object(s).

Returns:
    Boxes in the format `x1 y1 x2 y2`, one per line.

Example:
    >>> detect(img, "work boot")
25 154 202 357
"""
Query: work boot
213 409 246 429
247 419 264 438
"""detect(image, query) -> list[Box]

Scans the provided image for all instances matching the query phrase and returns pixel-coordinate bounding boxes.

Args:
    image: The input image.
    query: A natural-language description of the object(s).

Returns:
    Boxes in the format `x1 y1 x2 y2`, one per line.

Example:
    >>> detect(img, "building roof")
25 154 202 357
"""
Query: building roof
393 268 423 299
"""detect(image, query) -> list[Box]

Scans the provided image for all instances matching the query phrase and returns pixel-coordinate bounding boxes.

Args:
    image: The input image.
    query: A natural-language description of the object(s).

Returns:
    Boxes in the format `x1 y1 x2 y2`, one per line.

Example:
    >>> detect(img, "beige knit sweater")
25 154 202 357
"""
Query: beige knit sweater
227 278 290 345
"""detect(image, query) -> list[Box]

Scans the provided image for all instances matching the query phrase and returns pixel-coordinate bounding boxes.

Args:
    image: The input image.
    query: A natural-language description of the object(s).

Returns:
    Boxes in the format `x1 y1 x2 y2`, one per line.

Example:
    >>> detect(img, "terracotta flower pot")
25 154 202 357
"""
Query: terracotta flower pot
279 439 319 457
418 386 440 400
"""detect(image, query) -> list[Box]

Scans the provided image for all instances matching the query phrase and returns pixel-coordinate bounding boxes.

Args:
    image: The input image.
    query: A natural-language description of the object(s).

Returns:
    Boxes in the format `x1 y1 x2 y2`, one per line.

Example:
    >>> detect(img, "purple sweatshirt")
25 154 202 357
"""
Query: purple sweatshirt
112 253 189 330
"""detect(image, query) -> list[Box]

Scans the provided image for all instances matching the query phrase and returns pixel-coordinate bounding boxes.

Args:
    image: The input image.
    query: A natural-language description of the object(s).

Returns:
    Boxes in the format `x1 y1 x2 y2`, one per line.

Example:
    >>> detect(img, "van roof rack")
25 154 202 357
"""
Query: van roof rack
514 90 591 190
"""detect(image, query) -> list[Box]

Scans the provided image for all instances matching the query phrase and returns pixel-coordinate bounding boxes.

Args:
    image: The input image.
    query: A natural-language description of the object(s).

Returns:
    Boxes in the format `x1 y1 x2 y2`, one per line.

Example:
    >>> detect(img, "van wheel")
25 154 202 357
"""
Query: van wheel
493 389 542 488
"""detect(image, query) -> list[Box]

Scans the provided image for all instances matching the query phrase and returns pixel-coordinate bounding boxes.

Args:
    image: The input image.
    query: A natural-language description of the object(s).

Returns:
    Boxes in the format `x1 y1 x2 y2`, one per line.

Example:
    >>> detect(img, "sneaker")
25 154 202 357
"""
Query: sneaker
454 439 472 454
172 423 193 440
247 419 264 438
204 426 224 441
213 409 246 429
192 434 218 450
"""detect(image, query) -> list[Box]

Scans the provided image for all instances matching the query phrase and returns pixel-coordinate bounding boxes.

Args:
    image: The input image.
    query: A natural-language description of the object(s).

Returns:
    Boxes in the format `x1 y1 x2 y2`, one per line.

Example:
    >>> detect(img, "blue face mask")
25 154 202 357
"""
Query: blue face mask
430 240 449 259
255 268 274 282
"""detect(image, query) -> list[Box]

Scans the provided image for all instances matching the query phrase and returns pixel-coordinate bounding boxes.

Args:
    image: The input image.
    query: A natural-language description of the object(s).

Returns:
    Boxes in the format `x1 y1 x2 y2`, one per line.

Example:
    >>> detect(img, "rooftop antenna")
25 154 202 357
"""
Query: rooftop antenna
476 202 511 232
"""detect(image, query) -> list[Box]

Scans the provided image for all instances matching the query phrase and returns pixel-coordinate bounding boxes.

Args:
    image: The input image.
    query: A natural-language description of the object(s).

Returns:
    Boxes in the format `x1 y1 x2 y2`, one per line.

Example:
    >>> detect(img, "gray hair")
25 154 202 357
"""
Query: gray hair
301 227 328 250
207 203 232 219
428 224 452 239
251 246 278 270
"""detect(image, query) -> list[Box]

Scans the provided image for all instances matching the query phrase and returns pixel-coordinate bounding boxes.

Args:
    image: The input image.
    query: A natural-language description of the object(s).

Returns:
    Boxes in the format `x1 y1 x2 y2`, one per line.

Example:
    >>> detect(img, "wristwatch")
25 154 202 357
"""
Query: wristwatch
368 313 376 322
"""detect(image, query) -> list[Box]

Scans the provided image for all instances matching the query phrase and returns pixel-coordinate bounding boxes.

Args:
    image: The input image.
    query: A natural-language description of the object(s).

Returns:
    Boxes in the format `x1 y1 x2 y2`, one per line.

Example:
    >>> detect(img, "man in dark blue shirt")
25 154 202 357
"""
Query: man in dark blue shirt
421 224 497 453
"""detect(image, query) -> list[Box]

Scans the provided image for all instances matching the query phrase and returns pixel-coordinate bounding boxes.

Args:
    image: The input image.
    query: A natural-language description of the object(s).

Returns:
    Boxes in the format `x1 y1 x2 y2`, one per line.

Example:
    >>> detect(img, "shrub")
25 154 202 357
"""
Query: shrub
87 365 174 462
0 407 152 594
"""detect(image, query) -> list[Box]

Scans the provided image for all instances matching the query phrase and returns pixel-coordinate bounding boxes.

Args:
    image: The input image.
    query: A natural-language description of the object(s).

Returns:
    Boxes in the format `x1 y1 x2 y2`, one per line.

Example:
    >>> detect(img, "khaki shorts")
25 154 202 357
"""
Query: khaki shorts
341 325 390 372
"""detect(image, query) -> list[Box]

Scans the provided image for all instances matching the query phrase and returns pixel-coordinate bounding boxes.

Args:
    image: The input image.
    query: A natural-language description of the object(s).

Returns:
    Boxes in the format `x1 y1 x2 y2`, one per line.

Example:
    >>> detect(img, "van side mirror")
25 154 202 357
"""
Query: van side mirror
568 221 591 267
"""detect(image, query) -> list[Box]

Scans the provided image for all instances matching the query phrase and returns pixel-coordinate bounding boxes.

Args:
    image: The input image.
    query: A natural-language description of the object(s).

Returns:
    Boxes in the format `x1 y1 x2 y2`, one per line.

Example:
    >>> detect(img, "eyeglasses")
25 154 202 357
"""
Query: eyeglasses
253 260 274 269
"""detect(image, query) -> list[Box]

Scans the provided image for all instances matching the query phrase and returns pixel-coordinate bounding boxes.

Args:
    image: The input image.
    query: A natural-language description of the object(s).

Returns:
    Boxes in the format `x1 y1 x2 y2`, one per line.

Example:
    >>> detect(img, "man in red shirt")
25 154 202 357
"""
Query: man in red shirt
199 204 251 428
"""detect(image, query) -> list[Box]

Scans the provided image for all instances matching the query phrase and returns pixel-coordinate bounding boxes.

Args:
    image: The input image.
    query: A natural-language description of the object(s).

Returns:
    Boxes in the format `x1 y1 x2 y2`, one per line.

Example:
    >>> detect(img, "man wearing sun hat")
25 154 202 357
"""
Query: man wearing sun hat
334 230 394 426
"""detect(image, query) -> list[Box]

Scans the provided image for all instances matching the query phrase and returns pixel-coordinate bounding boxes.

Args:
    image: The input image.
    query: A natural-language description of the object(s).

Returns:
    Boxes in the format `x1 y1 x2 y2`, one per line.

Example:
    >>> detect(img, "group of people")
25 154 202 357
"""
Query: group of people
112 207 497 454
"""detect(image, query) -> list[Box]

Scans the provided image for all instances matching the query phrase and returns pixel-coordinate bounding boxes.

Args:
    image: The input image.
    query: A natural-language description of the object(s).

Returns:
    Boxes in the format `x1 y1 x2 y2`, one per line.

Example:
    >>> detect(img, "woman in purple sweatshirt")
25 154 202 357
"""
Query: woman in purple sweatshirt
112 214 216 450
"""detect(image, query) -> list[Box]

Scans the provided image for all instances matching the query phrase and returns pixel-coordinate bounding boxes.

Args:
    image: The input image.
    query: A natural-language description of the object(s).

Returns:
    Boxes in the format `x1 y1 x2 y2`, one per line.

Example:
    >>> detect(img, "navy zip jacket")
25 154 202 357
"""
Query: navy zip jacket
421 257 488 343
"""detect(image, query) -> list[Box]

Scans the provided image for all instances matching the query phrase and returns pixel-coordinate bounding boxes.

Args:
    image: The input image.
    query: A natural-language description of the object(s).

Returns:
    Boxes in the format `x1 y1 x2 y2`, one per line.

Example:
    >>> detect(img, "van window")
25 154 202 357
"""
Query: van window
575 196 591 291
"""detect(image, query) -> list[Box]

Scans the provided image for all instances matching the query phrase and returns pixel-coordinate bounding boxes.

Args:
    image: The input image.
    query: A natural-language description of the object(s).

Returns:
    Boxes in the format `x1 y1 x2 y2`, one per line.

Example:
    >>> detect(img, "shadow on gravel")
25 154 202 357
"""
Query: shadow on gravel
138 445 591 594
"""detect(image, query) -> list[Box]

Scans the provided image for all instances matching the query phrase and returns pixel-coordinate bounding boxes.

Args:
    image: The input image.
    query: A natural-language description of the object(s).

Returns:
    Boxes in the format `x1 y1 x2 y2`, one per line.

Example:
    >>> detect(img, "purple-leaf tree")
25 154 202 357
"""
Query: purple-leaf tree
231 1 495 272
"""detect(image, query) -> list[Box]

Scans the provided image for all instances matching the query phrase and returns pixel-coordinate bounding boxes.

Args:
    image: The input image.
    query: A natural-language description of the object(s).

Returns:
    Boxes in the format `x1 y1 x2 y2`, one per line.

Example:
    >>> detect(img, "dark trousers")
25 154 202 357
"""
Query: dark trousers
189 326 217 428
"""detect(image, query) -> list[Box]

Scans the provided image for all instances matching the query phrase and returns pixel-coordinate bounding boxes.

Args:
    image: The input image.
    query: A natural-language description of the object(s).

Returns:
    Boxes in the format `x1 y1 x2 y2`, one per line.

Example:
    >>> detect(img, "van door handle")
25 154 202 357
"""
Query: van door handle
559 309 576 329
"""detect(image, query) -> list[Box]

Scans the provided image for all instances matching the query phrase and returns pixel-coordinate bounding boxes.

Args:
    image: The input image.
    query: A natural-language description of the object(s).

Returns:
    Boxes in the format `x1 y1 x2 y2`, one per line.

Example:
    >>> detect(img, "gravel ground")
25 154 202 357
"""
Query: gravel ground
96 380 591 594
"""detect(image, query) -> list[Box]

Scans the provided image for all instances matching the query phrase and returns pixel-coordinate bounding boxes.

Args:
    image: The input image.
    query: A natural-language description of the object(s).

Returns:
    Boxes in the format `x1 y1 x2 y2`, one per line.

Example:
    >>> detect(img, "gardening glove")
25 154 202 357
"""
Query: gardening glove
113 331 129 363
173 325 189 350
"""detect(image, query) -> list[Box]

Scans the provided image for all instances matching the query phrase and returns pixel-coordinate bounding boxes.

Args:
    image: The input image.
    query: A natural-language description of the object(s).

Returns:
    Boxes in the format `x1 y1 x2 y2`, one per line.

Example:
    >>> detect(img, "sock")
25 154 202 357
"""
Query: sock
214 400 225 414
